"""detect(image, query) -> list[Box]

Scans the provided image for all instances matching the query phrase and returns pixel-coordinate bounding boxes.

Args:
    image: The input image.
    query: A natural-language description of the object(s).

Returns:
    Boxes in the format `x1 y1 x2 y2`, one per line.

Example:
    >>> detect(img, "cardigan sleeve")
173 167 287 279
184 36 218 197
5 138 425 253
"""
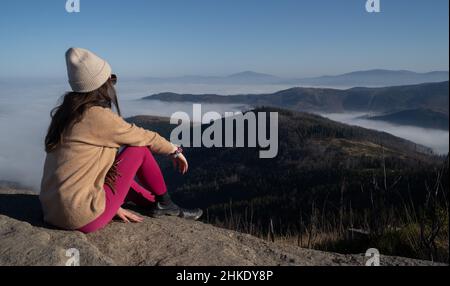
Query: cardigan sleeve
83 106 176 155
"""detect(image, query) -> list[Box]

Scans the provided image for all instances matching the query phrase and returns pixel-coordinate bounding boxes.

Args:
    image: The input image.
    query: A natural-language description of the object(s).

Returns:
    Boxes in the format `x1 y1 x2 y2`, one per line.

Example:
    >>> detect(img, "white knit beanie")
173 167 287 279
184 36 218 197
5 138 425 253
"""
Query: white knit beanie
65 47 112 93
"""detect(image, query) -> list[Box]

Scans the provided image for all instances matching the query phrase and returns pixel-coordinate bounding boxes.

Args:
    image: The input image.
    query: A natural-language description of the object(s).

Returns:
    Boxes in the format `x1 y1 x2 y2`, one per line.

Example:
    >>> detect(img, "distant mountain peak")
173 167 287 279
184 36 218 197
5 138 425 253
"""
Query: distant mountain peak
292 69 449 87
341 69 449 76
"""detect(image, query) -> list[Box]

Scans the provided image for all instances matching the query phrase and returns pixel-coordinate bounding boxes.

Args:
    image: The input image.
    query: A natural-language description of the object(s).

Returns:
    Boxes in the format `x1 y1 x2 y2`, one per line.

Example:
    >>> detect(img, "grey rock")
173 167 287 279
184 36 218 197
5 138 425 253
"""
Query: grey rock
0 189 444 266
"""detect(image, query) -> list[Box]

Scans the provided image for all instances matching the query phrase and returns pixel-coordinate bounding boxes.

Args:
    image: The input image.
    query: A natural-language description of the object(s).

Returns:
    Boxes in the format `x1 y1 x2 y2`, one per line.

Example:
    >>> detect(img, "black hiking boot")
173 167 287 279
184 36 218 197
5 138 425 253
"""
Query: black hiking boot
151 202 203 221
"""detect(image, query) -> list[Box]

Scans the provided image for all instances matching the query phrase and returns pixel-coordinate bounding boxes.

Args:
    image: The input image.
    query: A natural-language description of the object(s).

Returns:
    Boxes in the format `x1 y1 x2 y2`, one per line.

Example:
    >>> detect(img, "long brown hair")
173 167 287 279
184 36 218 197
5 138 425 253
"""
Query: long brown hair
45 79 121 153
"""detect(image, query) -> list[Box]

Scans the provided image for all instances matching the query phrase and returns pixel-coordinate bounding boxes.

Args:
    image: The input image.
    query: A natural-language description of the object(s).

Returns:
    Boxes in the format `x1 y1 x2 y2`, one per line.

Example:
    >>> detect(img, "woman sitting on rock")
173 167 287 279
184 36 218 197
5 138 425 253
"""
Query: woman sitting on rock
40 47 202 233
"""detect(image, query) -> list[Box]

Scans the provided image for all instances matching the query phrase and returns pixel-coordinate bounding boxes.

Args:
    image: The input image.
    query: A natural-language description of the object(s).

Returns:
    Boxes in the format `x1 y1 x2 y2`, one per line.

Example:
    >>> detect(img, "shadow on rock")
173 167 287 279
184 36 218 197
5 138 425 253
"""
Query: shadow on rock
0 193 50 228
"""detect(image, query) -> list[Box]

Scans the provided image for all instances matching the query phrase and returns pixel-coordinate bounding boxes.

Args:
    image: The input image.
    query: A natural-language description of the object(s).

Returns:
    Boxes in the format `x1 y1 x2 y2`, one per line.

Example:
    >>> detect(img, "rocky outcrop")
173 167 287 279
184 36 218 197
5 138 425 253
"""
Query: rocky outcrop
0 189 443 266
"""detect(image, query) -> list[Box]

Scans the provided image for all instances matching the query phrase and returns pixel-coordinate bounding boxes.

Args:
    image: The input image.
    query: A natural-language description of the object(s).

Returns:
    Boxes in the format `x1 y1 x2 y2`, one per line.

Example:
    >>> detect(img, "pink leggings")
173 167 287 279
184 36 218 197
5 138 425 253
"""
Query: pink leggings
78 146 167 233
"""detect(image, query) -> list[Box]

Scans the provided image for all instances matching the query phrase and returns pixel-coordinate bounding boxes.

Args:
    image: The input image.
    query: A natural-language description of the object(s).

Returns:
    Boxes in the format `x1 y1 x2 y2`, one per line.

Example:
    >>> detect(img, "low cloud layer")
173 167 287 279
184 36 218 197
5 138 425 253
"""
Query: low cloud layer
321 112 449 154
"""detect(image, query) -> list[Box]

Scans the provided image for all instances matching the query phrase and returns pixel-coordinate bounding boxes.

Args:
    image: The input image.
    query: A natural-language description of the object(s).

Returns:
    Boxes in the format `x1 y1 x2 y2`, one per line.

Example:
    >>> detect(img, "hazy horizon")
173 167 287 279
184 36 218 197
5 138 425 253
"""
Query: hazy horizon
0 80 448 191
0 68 449 82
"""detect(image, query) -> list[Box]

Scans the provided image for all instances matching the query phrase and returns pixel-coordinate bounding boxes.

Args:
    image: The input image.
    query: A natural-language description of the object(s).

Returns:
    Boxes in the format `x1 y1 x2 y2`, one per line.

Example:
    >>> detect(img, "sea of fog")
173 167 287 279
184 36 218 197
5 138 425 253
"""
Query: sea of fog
0 79 448 190
319 113 449 155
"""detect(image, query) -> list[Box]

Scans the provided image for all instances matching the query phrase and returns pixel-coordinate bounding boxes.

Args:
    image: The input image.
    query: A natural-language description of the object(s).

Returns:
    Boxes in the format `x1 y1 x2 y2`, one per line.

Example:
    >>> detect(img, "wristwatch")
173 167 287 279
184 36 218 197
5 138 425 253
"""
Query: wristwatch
171 146 183 158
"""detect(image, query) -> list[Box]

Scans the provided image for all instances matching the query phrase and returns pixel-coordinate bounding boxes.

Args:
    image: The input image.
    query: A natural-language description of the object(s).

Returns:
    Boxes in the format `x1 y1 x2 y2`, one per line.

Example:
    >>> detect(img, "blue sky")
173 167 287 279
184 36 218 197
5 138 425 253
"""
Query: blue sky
0 0 448 78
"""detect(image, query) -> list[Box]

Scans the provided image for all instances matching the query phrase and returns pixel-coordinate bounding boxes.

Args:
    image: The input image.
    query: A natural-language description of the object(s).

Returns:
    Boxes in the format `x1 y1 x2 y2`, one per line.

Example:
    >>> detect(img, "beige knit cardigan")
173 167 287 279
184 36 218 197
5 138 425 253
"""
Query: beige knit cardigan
39 106 175 230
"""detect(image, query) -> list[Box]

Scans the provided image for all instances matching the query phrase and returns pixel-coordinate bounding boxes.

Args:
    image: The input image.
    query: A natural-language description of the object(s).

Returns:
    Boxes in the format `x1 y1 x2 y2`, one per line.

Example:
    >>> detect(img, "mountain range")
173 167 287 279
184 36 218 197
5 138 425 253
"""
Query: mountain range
143 81 449 130
140 69 448 87
287 70 449 87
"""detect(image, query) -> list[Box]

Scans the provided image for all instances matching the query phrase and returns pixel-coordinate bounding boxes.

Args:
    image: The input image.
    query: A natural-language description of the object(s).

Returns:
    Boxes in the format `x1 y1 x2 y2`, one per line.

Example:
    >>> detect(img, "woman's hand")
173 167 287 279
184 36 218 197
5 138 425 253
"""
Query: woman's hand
172 153 188 174
115 207 144 223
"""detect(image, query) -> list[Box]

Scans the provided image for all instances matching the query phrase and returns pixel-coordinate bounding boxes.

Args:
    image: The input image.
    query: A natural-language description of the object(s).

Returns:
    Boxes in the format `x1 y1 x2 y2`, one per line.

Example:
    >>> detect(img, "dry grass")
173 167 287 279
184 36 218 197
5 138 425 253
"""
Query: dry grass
208 155 449 263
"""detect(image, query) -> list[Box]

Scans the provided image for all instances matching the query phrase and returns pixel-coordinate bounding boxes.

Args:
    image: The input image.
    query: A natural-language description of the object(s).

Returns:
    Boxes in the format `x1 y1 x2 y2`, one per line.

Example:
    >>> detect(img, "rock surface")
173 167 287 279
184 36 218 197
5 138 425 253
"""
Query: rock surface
0 189 444 266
